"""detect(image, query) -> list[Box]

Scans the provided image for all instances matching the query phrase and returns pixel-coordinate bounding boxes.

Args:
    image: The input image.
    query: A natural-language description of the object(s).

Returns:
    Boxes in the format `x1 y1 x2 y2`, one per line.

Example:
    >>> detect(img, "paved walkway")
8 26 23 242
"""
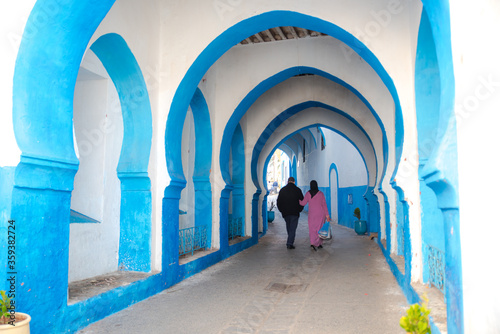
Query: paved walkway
79 212 409 334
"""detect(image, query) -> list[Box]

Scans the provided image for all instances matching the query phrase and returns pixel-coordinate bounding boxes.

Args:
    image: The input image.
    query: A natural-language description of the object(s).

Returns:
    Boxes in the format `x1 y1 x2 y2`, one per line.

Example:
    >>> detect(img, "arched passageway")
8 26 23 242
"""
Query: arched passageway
5 1 468 333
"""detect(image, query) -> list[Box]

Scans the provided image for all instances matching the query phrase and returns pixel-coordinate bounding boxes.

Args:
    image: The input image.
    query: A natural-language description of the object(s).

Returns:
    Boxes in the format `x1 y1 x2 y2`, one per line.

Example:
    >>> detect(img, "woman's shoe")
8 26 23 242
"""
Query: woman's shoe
318 245 323 249
310 245 317 251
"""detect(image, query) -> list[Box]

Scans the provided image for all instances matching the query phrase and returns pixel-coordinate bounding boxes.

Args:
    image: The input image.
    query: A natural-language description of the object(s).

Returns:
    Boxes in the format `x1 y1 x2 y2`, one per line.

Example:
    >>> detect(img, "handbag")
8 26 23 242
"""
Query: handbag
318 221 332 240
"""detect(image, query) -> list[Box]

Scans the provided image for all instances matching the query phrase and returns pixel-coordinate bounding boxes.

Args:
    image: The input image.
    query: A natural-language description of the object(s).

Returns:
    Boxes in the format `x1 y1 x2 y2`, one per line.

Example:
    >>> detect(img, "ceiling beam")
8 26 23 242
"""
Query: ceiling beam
288 26 299 39
264 29 276 42
281 26 294 39
274 27 287 40
296 27 308 38
253 32 265 43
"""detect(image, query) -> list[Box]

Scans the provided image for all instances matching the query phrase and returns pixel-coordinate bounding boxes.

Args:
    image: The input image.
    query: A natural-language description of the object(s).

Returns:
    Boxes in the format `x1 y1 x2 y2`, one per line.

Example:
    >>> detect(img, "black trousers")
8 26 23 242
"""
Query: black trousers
284 215 299 246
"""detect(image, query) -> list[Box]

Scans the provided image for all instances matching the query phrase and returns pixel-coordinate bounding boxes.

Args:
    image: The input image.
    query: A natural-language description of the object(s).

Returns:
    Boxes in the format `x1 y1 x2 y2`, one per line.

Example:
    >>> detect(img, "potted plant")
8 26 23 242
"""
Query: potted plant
0 290 30 333
353 207 367 235
267 201 276 223
400 295 431 334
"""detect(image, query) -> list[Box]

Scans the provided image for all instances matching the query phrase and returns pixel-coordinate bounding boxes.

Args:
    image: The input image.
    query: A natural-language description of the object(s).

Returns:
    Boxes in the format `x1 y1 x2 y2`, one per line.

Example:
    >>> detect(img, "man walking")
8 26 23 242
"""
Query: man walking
277 177 304 249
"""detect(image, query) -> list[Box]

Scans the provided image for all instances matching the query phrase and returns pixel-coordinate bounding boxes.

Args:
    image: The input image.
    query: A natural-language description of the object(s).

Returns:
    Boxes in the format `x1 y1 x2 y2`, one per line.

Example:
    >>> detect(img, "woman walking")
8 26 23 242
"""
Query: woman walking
300 180 330 251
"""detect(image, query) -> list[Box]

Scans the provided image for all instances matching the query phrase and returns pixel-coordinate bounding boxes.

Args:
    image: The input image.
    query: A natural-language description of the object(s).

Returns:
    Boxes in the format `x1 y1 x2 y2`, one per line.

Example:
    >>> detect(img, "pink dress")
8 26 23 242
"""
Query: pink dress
300 191 329 246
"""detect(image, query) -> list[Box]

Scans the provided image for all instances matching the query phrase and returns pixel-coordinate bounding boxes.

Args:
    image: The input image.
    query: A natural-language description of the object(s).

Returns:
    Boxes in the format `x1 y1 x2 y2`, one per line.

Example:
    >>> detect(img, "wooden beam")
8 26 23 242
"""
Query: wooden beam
296 27 307 38
288 26 299 39
275 26 287 40
264 29 276 41
253 32 265 43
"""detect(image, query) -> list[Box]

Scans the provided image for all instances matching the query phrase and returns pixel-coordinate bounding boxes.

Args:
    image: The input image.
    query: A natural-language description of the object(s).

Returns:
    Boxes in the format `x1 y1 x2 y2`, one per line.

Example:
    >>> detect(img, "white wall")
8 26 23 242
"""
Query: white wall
324 129 367 188
452 1 500 332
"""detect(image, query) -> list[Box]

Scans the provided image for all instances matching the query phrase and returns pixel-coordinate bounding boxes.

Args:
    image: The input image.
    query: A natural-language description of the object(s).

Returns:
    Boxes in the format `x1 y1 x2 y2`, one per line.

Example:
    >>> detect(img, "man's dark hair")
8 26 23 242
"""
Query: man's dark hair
288 177 295 183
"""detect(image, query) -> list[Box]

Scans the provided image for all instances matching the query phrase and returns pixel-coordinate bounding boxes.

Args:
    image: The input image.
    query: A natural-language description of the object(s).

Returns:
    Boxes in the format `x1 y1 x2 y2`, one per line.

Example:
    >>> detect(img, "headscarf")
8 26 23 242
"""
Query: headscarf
309 180 319 198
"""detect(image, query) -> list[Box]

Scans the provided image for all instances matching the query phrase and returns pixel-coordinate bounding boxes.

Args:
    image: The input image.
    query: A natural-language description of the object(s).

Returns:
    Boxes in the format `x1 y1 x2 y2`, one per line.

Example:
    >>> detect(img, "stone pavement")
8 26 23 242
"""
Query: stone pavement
78 212 409 334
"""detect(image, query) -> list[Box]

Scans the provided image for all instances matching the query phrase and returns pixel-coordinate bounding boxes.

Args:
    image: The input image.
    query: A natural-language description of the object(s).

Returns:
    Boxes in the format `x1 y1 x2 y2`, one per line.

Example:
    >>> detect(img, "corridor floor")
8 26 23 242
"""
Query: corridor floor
78 212 409 334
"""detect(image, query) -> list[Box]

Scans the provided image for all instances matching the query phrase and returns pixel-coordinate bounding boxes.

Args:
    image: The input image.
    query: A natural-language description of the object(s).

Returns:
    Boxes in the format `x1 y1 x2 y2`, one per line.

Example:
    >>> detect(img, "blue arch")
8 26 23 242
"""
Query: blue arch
262 124 369 196
231 124 245 185
13 0 116 166
291 156 297 180
327 162 339 220
318 127 326 149
230 123 245 222
166 11 399 195
191 88 213 179
90 33 153 272
251 101 377 190
219 67 385 188
260 123 370 230
415 5 463 333
190 88 213 243
419 3 457 203
11 1 117 332
91 33 153 174
221 67 387 187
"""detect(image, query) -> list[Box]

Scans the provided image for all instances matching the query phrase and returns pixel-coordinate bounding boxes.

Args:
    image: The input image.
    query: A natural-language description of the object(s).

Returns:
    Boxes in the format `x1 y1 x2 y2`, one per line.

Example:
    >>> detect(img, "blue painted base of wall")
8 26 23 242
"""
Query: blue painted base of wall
300 185 374 233
338 186 368 230
375 239 441 334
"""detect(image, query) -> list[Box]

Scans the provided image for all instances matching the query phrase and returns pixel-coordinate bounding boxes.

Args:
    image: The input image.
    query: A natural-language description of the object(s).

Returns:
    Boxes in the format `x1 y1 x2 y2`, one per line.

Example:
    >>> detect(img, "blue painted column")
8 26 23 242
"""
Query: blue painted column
118 172 152 272
291 157 297 180
232 184 245 235
381 190 392 251
194 177 212 248
442 209 463 333
162 181 185 273
220 187 232 251
365 187 380 233
12 158 78 333
252 191 261 239
261 193 269 235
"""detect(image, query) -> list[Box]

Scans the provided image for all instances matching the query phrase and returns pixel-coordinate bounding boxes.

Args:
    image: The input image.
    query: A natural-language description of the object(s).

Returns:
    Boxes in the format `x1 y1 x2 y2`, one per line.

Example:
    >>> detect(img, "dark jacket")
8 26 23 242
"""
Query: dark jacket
277 183 304 218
